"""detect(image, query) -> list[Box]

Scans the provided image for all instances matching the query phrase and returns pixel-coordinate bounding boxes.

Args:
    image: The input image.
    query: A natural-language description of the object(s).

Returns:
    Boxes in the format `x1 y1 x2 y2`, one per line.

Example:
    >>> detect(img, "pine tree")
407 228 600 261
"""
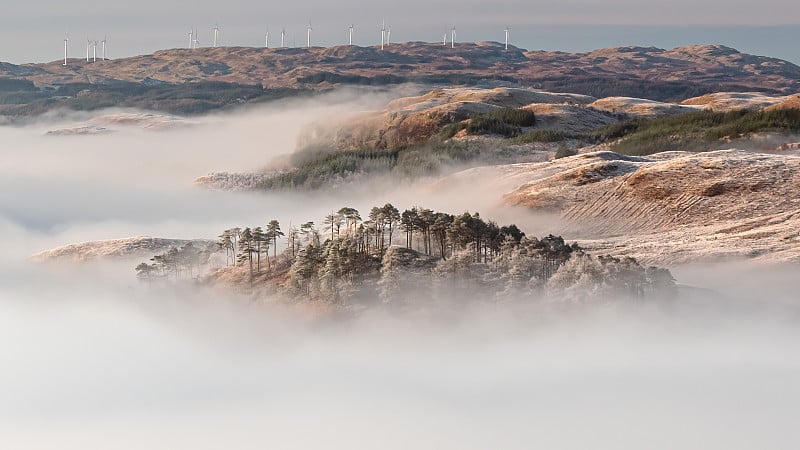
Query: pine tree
267 220 284 260
229 227 241 265
291 243 323 296
382 203 400 251
178 242 202 278
135 262 157 284
217 230 233 266
420 208 436 255
337 207 361 233
431 212 453 260
252 227 267 273
239 227 254 277
401 208 418 249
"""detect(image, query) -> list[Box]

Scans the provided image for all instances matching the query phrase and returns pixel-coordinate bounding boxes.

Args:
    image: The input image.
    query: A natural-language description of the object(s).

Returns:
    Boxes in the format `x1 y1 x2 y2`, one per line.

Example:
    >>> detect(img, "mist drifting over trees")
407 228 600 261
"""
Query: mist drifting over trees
136 204 676 308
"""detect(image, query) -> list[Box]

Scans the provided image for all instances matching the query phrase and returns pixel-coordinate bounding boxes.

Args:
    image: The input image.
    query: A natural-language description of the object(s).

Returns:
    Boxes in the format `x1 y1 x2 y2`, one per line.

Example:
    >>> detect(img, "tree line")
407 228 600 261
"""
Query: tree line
135 203 675 305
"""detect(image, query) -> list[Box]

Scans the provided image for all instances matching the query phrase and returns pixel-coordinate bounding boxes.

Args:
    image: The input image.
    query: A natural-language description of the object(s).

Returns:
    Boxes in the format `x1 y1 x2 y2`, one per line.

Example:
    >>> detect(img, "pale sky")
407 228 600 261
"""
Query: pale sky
1 1 799 63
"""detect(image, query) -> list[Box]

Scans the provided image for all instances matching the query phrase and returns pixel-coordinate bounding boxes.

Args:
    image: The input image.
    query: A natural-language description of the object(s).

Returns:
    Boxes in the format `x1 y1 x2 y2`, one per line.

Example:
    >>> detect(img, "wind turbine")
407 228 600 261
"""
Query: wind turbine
92 40 98 62
188 28 194 48
443 28 447 46
265 29 270 48
349 24 354 46
281 27 286 47
451 26 456 49
86 39 90 62
102 36 107 60
306 21 312 48
504 26 509 51
193 27 200 48
63 36 69 66
213 24 220 47
386 26 391 46
380 20 386 50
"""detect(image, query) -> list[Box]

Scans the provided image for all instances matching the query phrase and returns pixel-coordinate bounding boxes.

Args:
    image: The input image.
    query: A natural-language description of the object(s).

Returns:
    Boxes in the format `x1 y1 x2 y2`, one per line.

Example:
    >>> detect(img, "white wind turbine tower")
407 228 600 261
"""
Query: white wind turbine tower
265 29 270 48
92 40 98 62
102 36 107 60
349 24 354 46
443 28 447 46
86 39 90 62
504 26 509 50
63 36 69 66
188 28 194 48
281 27 286 47
386 26 391 46
451 26 456 48
306 21 312 48
213 24 220 47
380 20 386 50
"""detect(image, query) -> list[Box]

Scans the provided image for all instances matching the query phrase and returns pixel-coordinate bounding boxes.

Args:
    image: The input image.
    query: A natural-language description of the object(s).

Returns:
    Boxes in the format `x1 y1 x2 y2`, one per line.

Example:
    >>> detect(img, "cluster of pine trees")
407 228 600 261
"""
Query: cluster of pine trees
216 220 285 273
136 204 676 305
135 242 213 281
287 205 533 302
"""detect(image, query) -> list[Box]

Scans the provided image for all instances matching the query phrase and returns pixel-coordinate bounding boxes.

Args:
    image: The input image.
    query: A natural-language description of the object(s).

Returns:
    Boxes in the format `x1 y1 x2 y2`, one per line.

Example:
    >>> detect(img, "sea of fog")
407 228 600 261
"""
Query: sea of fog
1 93 799 449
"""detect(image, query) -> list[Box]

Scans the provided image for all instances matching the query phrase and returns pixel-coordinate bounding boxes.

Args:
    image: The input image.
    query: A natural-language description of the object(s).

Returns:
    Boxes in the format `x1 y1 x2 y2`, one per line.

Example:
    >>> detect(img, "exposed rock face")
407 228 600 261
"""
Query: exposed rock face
440 150 800 265
32 237 216 262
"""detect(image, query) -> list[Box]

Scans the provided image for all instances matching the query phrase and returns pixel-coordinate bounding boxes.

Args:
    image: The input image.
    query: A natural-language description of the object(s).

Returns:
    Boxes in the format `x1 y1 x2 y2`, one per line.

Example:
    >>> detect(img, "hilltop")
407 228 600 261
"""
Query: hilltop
2 42 800 117
195 85 800 191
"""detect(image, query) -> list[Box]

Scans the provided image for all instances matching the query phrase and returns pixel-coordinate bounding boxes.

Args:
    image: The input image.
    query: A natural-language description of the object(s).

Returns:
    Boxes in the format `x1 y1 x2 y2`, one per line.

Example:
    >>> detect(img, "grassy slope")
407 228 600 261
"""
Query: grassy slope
605 109 800 155
257 107 800 190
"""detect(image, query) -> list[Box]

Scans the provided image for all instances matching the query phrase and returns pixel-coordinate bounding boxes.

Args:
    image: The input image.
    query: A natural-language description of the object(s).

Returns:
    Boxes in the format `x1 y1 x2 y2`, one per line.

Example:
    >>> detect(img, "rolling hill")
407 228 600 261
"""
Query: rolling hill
2 42 800 117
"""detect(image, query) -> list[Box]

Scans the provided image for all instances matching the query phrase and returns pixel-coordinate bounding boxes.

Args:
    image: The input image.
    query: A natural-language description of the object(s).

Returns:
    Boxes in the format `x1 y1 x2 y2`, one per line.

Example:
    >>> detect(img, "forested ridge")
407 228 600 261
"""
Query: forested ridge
136 204 676 306
246 107 800 192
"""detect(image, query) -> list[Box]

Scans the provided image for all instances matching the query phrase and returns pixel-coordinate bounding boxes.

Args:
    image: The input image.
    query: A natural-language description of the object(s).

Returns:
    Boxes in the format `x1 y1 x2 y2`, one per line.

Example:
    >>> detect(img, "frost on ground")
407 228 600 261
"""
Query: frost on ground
194 172 271 191
440 149 800 265
43 112 190 136
681 92 800 111
588 97 701 117
31 237 216 262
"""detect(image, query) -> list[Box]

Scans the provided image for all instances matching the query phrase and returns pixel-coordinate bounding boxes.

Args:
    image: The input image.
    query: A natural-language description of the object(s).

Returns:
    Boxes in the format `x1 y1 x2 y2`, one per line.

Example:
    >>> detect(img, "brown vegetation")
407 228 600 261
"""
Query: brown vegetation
2 42 799 111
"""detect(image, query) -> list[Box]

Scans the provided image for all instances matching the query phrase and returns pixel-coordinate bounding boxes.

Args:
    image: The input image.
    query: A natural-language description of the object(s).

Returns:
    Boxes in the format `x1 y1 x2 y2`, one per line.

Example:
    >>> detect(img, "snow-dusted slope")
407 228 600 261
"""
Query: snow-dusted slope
589 97 700 117
44 112 190 136
441 150 800 265
681 92 798 111
32 237 216 262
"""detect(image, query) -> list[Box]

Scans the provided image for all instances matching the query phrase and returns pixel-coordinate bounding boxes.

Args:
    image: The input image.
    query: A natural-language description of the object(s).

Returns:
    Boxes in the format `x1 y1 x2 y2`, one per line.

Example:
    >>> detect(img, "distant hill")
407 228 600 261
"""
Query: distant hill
1 42 799 117
31 237 216 262
191 85 800 191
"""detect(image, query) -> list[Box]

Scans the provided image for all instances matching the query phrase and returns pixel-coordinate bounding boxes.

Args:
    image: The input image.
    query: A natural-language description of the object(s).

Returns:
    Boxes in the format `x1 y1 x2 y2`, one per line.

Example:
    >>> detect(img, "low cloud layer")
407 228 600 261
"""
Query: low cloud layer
1 267 799 450
2 90 799 449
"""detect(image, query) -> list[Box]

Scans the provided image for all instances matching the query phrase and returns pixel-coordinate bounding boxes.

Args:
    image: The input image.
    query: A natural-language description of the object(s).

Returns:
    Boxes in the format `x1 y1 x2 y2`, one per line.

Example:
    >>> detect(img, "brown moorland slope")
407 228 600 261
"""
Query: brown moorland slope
1 42 799 117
